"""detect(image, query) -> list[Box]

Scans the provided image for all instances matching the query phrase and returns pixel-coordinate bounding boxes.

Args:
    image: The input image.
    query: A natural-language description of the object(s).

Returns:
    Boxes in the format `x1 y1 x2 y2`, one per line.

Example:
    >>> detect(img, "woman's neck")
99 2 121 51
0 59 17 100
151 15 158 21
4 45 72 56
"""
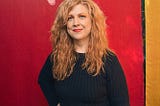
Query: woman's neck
73 40 89 53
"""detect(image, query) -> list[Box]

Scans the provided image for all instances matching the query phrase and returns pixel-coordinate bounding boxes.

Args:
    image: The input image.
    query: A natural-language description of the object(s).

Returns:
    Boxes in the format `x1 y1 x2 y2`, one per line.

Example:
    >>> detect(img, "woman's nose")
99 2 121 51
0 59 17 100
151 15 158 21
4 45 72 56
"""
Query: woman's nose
73 18 80 26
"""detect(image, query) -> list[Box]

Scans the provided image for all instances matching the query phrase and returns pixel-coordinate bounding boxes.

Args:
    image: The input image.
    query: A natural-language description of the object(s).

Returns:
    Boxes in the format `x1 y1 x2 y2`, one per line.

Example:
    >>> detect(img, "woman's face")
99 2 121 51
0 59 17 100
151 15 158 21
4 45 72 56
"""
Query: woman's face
67 4 92 43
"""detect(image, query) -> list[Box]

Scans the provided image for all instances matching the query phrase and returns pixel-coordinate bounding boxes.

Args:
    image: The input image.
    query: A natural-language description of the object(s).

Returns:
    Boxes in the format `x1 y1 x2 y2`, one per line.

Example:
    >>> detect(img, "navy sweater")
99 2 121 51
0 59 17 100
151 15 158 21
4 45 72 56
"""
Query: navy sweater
38 52 130 106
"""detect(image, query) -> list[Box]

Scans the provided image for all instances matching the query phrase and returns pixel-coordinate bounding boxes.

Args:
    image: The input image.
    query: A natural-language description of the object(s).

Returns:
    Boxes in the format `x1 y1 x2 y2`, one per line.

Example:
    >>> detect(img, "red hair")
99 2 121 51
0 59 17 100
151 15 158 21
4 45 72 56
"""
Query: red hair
51 0 109 80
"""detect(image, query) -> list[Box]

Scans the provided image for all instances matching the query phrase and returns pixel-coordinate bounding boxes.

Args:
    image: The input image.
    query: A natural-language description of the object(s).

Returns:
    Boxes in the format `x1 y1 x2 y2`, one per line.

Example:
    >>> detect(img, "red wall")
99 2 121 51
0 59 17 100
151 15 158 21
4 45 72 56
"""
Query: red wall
0 0 144 106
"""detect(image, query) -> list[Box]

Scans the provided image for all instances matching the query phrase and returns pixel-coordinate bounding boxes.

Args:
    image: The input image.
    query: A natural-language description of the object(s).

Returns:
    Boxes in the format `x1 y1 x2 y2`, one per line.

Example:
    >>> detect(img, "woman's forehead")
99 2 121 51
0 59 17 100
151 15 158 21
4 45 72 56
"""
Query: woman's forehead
68 4 89 15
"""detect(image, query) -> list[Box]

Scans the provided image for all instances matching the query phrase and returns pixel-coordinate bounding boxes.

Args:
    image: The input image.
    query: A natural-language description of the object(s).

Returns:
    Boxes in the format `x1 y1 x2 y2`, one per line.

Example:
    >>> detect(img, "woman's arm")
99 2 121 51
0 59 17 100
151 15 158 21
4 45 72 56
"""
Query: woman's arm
106 53 130 106
38 54 59 106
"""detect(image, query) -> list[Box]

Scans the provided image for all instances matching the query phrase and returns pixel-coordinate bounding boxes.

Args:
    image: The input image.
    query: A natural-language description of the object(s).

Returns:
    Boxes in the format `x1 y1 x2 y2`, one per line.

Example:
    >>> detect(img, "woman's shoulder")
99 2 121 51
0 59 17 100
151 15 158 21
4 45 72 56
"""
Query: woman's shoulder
43 52 54 66
103 49 122 70
105 49 118 62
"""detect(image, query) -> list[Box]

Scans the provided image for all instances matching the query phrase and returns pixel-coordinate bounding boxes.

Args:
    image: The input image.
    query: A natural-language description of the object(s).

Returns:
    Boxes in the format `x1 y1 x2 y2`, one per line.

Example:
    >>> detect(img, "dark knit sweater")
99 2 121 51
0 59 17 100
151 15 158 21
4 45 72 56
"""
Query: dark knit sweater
38 52 130 106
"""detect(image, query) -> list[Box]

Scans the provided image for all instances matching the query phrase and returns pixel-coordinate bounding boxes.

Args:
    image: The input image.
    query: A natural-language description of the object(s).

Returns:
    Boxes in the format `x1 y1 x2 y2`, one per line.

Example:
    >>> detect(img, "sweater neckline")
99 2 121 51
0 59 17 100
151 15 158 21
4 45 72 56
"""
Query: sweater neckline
74 51 85 59
74 51 86 55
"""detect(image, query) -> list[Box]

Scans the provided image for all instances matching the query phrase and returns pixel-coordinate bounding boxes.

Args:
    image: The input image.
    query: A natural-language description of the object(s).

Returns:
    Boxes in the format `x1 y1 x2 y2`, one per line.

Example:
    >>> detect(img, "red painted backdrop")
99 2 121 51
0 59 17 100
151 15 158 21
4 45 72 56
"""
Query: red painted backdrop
0 0 144 106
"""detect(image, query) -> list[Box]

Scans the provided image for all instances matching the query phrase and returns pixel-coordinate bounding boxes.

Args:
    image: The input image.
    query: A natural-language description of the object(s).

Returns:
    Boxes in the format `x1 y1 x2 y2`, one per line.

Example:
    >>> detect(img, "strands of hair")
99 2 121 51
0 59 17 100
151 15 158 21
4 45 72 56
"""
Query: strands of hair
51 0 109 80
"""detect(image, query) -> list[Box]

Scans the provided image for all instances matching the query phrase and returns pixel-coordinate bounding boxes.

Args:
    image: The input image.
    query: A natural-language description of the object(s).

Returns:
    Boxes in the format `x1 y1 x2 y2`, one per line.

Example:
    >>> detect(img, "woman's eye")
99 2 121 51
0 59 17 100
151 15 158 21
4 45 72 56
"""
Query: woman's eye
79 15 86 19
68 17 73 21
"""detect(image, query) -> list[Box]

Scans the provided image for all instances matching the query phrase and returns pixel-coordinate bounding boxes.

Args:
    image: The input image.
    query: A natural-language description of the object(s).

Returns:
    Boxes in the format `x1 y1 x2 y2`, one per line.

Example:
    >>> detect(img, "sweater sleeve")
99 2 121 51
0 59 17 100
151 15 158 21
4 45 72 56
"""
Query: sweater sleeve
38 54 59 106
106 54 130 106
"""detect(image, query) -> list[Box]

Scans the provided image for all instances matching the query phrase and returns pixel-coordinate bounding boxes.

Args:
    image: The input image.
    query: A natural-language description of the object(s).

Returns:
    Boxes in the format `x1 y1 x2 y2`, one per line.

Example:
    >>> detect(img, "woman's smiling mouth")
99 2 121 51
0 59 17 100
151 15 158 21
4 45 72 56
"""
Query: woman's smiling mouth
73 29 82 32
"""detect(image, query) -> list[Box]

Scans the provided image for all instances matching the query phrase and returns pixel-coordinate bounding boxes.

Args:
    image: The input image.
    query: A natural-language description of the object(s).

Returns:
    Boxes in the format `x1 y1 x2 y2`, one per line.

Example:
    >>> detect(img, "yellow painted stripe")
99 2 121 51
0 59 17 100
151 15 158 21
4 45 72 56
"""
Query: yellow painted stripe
146 0 160 106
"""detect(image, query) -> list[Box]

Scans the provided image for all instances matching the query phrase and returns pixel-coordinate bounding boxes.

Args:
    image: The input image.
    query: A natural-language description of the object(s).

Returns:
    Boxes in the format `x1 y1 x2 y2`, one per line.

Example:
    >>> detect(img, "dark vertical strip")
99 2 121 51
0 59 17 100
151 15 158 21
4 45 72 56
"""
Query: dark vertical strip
141 0 146 106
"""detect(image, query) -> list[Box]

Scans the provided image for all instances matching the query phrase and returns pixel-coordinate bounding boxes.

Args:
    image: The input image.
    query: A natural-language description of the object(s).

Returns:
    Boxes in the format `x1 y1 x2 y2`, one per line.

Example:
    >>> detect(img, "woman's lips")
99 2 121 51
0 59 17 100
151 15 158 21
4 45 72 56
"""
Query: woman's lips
73 29 82 32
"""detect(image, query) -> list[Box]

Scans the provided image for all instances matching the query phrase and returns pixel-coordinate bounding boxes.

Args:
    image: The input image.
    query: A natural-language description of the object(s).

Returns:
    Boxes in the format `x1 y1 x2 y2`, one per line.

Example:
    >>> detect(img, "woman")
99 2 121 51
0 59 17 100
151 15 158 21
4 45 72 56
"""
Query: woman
38 0 130 106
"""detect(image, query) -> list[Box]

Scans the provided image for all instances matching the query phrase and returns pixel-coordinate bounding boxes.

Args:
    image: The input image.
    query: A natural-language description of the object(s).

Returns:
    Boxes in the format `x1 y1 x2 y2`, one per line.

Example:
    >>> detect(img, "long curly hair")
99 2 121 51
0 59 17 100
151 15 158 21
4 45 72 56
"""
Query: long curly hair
51 0 109 80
